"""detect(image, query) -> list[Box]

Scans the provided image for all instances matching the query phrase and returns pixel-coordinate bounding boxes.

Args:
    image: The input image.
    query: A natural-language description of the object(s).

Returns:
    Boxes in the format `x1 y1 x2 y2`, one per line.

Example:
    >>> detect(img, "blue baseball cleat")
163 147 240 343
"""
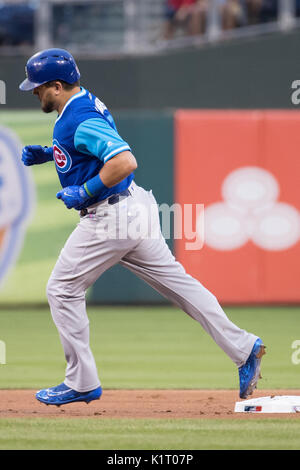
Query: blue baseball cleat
239 338 266 399
35 382 102 406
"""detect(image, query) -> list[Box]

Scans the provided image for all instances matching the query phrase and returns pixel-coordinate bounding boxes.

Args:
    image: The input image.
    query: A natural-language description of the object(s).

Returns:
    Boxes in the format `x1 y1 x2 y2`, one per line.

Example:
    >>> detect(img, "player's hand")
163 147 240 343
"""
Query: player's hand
21 145 53 166
56 185 90 210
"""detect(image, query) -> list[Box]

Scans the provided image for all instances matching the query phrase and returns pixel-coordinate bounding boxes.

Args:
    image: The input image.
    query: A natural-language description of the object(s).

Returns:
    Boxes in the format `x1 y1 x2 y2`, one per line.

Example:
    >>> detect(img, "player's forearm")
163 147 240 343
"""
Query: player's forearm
99 151 137 188
82 151 137 199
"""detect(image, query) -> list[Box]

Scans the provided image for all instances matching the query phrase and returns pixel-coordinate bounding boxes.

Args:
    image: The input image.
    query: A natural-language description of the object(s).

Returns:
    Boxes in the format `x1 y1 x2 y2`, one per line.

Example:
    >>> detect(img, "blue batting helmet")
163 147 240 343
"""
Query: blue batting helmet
19 48 80 91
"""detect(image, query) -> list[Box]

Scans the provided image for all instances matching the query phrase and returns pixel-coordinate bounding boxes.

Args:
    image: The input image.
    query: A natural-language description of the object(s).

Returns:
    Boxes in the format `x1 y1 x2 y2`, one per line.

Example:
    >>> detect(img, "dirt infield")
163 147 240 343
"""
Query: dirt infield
1 389 300 419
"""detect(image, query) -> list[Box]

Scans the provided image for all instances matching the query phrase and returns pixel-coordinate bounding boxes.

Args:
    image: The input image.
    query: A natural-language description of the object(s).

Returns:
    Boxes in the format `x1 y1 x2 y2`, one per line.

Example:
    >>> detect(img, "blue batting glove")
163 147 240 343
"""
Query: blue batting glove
22 145 53 166
56 185 90 210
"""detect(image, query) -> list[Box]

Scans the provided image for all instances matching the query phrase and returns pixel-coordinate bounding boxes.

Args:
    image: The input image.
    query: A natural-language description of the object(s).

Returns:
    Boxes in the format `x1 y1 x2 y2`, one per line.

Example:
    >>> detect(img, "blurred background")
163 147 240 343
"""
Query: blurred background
0 0 298 54
0 0 299 307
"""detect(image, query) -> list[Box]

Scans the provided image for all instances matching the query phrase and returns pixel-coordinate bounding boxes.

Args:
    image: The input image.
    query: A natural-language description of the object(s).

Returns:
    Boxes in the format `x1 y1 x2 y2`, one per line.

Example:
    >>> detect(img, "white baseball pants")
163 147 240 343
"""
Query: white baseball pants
46 181 258 392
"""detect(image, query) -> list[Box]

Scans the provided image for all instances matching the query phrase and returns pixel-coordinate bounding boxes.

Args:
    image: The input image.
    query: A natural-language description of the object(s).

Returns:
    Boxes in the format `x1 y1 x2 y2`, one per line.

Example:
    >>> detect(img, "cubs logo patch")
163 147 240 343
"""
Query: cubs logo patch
53 140 72 173
0 125 34 288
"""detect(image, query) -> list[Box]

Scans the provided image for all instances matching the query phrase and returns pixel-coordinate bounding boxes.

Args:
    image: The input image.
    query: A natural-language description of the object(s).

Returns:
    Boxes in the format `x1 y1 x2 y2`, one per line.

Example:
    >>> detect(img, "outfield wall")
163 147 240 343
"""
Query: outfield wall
0 109 299 306
1 29 300 110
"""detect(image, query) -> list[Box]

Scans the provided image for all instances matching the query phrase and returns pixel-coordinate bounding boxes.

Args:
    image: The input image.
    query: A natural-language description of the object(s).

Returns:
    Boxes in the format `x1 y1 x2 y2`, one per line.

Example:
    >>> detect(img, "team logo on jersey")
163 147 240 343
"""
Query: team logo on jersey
0 126 34 288
53 140 72 173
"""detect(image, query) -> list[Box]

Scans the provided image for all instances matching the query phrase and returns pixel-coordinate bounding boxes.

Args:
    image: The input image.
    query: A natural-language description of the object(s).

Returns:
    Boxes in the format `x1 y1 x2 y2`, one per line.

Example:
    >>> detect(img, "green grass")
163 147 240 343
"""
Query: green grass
0 306 299 390
0 417 300 450
0 300 300 451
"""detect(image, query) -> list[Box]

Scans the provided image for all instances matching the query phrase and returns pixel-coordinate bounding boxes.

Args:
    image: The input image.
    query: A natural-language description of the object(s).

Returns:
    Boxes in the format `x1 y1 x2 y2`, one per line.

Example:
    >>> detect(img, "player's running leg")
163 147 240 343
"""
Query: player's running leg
121 232 258 367
119 186 265 397
41 204 139 404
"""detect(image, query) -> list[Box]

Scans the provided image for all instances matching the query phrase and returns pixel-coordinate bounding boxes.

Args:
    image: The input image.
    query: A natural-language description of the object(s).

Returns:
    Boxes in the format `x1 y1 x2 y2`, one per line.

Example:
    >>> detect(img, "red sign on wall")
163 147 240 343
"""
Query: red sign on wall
175 110 300 303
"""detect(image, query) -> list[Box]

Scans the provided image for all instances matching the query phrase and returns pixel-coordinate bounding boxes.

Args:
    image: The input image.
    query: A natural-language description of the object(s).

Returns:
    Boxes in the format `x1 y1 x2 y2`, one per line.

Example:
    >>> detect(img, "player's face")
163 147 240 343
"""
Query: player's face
33 85 57 113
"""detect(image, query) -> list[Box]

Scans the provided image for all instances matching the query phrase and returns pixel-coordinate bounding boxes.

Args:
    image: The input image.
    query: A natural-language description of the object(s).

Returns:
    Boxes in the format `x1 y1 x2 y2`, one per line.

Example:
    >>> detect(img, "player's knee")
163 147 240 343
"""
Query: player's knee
46 276 59 303
46 275 69 302
47 275 83 303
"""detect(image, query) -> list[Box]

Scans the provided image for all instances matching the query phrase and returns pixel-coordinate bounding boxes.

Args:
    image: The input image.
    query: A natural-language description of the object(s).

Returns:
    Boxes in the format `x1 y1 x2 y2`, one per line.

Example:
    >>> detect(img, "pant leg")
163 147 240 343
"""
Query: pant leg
120 189 258 368
47 210 138 392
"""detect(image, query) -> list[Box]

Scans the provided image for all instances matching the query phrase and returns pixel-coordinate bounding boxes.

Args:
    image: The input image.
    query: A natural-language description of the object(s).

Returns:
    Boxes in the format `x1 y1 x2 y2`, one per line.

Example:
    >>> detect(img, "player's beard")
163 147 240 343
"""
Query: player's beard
41 96 56 113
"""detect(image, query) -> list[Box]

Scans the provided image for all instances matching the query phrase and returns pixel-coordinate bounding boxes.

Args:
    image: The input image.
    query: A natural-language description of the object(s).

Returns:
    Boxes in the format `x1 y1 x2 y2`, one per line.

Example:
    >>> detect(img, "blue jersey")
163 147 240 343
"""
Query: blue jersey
52 87 133 209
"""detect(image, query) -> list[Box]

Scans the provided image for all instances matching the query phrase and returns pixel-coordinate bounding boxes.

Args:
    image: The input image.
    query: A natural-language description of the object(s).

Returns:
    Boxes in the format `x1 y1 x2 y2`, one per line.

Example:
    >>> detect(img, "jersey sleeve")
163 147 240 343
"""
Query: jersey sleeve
74 118 131 163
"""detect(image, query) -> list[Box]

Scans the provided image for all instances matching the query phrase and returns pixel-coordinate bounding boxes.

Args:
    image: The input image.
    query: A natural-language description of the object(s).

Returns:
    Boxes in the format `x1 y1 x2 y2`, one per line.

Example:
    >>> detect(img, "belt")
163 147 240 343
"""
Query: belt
80 188 131 217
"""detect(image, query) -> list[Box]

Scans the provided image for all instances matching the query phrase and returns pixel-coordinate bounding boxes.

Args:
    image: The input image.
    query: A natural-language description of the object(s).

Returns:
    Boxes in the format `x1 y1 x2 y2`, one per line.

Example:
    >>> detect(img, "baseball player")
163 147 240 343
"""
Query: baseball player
19 49 265 406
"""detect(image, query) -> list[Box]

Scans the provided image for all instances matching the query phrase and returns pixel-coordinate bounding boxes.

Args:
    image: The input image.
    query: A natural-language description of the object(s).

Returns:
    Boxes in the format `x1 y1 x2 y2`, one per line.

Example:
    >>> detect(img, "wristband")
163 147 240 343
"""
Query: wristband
83 173 108 197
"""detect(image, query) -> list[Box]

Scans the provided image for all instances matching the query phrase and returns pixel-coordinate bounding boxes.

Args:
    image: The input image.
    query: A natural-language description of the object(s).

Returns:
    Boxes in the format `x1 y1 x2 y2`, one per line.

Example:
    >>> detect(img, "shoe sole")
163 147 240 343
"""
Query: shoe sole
35 394 102 406
242 345 266 399
36 395 102 406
